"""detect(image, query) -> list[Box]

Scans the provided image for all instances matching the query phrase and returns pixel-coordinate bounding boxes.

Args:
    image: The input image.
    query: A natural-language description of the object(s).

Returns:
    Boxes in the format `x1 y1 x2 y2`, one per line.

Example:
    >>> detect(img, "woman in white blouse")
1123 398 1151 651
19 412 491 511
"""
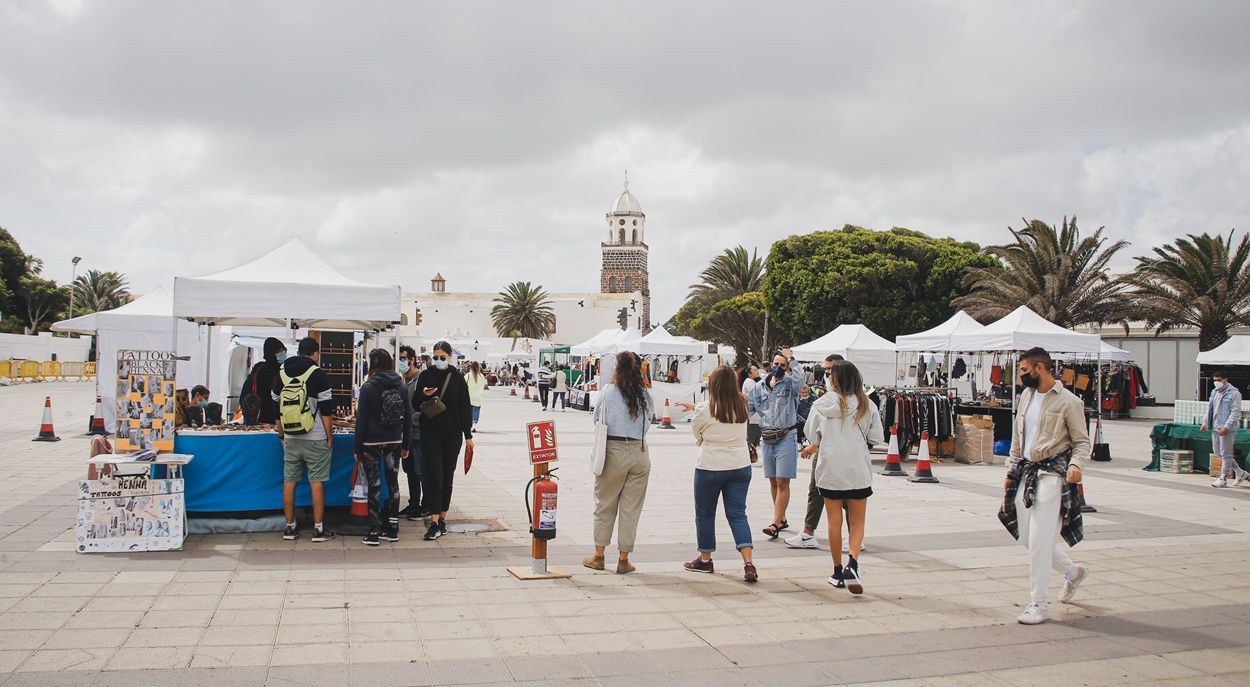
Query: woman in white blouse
678 365 758 582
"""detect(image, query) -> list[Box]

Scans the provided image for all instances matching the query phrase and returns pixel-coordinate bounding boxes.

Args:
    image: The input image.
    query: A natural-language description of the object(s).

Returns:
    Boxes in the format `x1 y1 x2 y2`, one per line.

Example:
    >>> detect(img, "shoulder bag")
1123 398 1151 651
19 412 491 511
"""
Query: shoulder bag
419 372 454 418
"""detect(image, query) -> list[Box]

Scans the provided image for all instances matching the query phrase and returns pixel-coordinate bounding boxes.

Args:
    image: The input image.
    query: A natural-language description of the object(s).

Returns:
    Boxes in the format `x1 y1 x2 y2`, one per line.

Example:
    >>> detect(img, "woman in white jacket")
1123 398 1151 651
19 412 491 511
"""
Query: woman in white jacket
801 360 883 593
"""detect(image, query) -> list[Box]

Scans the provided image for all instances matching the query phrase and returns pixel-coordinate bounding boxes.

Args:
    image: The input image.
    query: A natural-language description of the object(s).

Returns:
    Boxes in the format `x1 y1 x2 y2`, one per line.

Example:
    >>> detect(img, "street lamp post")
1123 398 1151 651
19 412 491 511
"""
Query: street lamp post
66 256 82 335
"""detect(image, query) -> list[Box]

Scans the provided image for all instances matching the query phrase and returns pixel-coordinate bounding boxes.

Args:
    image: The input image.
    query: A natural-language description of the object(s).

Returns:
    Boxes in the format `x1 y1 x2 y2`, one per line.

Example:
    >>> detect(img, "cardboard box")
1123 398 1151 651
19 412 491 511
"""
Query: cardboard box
954 424 995 464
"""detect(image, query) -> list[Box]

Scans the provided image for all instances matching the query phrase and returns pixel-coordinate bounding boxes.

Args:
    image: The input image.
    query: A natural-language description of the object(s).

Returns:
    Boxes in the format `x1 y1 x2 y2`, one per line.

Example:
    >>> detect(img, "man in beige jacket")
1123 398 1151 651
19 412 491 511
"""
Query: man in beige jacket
1000 347 1090 625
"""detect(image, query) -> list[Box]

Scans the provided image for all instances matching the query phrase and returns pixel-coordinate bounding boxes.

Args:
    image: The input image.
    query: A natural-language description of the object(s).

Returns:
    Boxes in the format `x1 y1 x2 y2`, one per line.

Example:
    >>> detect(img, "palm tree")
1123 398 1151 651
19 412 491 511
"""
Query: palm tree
491 281 556 348
688 246 765 301
954 216 1129 327
72 270 130 313
1123 231 1250 351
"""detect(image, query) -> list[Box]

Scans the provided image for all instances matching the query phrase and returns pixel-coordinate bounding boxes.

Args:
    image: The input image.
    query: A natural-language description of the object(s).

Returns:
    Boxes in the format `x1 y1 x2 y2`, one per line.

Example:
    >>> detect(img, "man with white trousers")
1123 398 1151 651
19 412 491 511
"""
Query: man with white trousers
1202 371 1248 488
999 347 1089 625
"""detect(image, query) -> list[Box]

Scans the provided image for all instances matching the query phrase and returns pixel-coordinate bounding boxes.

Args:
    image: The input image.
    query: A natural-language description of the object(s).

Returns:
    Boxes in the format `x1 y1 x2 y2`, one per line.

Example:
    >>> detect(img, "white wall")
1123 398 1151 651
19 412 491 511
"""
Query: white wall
1105 335 1200 404
397 290 643 346
0 332 93 362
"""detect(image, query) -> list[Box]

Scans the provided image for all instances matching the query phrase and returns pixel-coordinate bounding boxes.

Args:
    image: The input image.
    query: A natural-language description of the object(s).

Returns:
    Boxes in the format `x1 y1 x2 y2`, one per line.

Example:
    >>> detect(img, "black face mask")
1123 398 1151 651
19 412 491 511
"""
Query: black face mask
1020 371 1041 388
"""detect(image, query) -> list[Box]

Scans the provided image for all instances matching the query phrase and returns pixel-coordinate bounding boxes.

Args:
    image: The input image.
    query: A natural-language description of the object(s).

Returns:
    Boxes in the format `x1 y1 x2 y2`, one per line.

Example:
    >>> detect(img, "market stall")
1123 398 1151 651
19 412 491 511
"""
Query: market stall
171 237 402 516
1195 335 1250 399
52 287 231 428
791 324 897 386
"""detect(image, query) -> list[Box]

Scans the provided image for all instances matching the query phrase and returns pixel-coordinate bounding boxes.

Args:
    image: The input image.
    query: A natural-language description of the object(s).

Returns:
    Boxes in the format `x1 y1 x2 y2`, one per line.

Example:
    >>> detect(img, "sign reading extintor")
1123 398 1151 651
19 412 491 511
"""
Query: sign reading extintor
527 420 558 464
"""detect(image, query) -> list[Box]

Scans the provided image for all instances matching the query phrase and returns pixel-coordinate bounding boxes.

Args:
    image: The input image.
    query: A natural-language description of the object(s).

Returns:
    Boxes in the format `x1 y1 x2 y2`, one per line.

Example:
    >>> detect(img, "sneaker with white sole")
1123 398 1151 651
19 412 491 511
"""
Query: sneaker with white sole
1059 566 1088 603
785 533 819 549
841 540 868 554
1213 477 1228 488
1017 602 1049 625
1235 471 1249 487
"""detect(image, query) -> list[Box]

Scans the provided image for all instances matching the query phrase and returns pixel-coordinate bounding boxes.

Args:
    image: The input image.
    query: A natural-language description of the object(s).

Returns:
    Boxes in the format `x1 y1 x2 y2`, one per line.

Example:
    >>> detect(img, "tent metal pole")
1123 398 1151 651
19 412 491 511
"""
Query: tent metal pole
205 324 212 397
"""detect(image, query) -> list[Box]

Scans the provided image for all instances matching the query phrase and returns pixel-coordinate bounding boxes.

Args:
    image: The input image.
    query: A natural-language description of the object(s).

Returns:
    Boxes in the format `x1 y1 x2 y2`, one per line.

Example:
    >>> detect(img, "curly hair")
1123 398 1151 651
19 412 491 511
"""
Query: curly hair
612 351 648 420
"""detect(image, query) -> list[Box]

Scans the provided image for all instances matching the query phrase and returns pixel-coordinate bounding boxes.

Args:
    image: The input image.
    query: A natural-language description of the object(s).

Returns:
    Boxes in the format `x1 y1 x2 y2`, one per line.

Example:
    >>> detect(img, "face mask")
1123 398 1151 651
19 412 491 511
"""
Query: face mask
433 359 449 370
276 352 288 363
397 359 410 374
1020 371 1040 388
197 400 208 408
1215 380 1226 390
772 365 785 378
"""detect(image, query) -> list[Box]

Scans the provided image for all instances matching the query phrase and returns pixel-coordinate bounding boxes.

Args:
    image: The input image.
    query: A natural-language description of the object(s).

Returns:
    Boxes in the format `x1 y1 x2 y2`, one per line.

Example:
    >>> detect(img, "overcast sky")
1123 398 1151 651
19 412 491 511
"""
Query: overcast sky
2 0 1248 324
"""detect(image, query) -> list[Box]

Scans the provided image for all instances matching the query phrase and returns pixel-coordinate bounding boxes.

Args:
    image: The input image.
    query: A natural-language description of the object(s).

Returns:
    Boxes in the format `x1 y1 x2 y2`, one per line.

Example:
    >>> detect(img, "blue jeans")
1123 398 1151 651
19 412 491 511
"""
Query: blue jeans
694 466 753 553
471 405 481 424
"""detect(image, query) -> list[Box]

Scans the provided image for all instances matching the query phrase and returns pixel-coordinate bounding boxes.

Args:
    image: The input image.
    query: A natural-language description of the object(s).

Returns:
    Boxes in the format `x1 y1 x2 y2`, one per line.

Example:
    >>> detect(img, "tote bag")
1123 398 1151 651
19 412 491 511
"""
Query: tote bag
589 419 609 476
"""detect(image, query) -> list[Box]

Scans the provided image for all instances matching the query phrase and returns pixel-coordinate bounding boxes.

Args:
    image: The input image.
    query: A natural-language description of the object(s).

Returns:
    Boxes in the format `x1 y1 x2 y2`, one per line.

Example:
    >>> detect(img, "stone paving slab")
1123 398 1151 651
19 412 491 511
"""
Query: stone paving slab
0 382 1247 685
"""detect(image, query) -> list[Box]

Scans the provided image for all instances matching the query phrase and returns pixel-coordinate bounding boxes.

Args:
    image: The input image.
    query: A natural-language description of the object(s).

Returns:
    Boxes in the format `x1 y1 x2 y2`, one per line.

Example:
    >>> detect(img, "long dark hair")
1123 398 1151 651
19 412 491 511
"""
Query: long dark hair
367 349 394 380
708 365 747 425
468 360 482 381
613 351 648 419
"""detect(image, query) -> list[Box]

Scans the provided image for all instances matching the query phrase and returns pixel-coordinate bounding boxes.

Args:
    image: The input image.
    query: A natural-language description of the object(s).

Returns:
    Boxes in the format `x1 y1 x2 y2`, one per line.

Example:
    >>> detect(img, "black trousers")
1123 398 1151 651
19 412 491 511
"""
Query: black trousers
361 444 401 532
538 383 550 408
402 440 422 511
420 430 463 515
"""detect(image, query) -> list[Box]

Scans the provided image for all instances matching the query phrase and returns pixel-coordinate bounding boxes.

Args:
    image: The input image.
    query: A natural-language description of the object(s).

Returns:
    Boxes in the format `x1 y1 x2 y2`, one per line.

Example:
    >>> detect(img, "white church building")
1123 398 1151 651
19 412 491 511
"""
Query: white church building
394 179 652 350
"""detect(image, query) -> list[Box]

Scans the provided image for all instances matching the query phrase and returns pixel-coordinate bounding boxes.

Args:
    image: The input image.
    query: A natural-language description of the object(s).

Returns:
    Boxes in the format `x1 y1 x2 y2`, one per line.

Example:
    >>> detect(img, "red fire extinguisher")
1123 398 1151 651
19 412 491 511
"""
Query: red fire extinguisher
525 468 559 540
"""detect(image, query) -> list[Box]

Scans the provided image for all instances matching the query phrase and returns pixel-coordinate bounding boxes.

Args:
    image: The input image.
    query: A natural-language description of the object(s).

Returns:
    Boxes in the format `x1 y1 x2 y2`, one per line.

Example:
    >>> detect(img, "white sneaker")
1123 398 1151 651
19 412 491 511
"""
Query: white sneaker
1017 602 1049 625
1059 566 1088 603
1213 477 1228 488
785 533 819 549
840 540 867 554
1235 471 1248 487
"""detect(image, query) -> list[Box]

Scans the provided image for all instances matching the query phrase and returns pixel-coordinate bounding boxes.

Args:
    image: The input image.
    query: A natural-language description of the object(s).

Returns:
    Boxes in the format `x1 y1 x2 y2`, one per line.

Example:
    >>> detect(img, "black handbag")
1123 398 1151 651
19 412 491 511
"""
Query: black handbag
1092 443 1111 462
419 372 453 418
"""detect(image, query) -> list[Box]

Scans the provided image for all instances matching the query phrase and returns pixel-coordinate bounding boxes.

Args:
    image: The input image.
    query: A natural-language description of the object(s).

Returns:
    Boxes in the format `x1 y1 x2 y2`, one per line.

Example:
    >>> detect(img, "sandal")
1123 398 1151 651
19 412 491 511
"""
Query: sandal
762 524 781 538
779 520 790 532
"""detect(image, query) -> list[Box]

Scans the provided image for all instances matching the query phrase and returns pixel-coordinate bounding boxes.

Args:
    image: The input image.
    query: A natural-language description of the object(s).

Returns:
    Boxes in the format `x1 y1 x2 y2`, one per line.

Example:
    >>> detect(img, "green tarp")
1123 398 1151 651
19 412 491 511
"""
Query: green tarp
1147 422 1250 473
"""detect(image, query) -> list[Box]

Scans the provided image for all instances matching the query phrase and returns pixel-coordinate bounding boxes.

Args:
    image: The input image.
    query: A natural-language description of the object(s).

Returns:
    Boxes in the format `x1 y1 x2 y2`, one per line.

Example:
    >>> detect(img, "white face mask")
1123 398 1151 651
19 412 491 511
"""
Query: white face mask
1215 380 1227 390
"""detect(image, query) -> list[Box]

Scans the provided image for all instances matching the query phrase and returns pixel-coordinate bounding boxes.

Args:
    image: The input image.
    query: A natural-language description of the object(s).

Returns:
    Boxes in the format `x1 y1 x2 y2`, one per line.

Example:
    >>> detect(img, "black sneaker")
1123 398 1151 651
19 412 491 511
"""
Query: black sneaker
383 520 399 542
311 527 335 543
397 504 416 517
423 522 443 541
828 564 846 589
845 557 863 595
283 524 299 541
362 532 380 546
406 508 430 522
439 519 447 535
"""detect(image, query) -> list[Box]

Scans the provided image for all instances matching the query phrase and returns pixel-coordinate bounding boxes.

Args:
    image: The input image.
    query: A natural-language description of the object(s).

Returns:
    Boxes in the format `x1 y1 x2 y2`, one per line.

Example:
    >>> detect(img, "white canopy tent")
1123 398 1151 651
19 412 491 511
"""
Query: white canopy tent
173 236 402 330
640 328 707 356
896 311 986 352
1056 341 1133 363
52 287 230 427
947 306 1101 354
569 328 642 357
791 324 897 386
1196 336 1250 366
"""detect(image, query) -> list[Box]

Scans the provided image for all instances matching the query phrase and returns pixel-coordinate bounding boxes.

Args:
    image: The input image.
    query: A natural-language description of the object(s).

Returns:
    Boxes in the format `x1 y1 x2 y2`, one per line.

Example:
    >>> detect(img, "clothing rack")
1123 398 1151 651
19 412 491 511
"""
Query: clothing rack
877 387 958 459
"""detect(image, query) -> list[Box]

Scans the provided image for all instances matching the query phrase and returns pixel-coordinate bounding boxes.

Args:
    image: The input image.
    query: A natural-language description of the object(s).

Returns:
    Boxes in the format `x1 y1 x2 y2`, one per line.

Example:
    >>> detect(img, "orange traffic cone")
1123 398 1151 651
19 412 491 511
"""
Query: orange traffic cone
33 396 61 442
523 383 530 400
909 431 940 483
879 426 905 476
87 396 108 436
510 385 517 396
659 399 675 429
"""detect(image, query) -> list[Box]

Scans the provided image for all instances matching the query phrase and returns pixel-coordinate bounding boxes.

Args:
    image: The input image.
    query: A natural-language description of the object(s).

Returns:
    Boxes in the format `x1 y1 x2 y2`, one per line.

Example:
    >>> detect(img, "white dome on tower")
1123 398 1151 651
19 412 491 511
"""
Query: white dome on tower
608 179 644 216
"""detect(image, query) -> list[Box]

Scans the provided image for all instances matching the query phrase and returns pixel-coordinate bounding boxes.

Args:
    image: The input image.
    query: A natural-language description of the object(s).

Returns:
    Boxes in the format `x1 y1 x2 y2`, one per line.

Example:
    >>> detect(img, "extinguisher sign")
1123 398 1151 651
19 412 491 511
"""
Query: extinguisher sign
527 421 558 464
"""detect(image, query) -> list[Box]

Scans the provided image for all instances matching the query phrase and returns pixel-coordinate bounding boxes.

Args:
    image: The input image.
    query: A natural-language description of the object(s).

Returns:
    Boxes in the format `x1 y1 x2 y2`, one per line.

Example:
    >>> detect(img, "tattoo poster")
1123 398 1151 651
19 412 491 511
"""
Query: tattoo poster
75 476 185 553
115 350 177 452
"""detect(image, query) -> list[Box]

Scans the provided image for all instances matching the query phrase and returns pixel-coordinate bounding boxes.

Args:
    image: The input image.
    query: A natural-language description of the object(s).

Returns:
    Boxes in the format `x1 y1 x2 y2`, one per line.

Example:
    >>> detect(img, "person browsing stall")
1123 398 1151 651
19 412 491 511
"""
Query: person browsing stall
396 345 427 519
241 337 287 424
355 349 412 546
274 337 336 543
415 341 474 541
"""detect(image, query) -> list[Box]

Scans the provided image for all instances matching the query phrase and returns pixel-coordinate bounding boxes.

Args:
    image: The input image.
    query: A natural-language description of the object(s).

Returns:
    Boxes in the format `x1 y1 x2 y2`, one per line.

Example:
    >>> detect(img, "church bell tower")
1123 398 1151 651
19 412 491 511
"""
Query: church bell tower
600 176 651 332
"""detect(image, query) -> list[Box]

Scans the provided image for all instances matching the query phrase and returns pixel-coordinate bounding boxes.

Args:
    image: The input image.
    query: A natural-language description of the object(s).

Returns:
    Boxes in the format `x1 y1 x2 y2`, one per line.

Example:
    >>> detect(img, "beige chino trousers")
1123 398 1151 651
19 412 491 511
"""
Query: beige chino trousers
593 440 652 552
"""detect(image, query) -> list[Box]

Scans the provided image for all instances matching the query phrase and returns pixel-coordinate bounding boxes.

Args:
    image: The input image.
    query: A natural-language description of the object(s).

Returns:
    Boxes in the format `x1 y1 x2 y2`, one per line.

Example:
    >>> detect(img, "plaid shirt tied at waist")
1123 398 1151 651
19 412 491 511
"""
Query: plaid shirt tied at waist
998 450 1084 547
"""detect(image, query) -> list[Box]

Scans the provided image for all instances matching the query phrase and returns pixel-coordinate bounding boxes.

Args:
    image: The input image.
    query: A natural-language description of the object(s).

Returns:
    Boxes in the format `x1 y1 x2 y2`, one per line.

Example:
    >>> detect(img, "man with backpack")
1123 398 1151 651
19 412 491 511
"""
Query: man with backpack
274 337 337 542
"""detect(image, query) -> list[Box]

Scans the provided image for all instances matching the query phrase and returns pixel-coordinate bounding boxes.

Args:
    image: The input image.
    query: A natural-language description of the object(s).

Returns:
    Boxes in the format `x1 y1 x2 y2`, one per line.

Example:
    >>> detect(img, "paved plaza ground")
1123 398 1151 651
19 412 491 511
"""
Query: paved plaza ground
0 380 1248 686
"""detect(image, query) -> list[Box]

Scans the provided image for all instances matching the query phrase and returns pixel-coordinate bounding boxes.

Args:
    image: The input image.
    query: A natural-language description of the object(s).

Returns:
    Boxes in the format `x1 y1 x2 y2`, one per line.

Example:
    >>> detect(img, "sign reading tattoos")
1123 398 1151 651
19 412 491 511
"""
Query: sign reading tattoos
115 350 177 452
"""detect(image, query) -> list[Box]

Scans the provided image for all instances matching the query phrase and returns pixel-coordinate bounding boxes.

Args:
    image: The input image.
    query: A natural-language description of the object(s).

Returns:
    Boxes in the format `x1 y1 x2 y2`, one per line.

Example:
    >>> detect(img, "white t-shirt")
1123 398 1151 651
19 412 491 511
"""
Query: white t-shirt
1022 390 1044 461
741 377 759 424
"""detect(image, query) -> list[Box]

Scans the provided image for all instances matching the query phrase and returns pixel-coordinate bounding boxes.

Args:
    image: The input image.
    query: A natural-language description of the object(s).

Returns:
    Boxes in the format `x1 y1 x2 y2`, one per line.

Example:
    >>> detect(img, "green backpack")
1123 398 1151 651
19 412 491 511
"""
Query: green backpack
278 367 318 434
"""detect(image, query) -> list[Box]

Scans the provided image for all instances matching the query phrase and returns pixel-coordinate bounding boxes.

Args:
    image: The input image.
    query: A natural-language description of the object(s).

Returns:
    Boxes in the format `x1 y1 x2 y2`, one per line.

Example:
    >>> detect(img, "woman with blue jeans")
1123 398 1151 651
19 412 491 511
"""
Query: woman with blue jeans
678 365 758 582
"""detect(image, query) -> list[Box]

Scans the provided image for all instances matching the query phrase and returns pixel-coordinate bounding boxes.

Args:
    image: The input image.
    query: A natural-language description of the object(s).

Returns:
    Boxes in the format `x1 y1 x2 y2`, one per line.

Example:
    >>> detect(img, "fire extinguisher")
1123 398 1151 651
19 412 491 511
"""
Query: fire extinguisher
525 468 559 540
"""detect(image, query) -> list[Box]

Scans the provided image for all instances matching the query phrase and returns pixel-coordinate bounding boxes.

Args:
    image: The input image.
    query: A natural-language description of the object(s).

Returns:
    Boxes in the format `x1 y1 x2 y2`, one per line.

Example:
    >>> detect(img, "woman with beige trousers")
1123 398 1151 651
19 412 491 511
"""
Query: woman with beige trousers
585 352 654 574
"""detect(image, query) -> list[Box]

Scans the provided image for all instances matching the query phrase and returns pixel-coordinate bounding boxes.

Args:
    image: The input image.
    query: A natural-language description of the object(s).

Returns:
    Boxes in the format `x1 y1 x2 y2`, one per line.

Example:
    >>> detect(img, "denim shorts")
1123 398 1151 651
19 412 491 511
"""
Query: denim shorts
760 431 798 479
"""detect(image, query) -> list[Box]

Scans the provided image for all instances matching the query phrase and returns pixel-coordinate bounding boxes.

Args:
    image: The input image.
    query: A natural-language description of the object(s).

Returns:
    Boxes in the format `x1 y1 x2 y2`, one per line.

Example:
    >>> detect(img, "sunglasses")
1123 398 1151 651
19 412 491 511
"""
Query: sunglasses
433 355 449 361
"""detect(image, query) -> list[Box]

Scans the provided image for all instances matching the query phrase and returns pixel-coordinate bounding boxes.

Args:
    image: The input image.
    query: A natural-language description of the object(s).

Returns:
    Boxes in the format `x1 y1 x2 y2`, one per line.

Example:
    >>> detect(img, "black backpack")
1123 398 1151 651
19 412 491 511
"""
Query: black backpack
378 385 406 427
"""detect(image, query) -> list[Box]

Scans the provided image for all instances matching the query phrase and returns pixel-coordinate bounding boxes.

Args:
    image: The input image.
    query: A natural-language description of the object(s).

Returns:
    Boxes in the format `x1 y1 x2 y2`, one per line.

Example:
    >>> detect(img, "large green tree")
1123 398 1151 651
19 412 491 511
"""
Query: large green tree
73 269 130 314
764 226 992 342
1122 231 1250 351
491 281 556 347
0 227 28 317
672 246 777 364
954 216 1130 328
